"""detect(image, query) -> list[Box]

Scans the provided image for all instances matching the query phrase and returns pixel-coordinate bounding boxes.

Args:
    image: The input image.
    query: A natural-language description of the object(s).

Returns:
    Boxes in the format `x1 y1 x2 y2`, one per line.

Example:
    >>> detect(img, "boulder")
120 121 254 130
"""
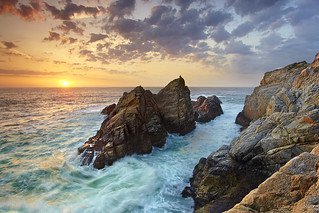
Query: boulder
155 76 195 136
193 95 223 123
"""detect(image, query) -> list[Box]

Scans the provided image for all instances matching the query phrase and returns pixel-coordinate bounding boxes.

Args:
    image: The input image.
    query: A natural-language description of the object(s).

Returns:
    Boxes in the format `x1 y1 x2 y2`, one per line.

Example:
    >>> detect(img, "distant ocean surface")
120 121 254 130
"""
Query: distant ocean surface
0 87 252 213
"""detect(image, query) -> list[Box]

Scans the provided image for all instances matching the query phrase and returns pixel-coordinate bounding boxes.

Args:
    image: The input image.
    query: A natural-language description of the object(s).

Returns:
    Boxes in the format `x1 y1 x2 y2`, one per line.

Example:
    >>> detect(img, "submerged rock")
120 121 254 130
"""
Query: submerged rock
185 53 319 212
193 95 223 123
78 77 195 169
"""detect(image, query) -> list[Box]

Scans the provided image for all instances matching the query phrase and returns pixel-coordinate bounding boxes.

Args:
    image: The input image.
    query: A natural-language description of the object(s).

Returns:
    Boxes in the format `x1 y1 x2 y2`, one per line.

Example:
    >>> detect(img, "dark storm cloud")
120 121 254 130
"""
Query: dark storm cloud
1 41 18 49
88 33 108 43
44 0 102 20
43 31 61 41
107 0 136 21
0 0 42 21
56 21 85 35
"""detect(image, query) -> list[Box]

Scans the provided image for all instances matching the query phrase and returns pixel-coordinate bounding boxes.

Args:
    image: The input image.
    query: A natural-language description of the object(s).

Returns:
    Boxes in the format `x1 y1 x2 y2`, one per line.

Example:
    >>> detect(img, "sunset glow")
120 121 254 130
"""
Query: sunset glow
0 0 318 87
60 80 70 87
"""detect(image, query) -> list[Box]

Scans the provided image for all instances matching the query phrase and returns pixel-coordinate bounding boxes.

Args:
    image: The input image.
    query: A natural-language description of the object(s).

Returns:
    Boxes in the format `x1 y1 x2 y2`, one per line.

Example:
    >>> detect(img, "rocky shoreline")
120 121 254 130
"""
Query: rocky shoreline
78 76 223 169
184 52 319 212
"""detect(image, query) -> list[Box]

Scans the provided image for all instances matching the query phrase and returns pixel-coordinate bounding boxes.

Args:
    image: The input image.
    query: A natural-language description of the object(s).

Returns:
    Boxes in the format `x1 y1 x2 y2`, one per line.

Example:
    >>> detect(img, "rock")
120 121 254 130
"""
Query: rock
185 53 319 212
235 61 308 127
226 151 319 213
80 86 167 168
78 77 195 169
235 111 251 127
101 103 116 115
155 76 196 136
193 95 223 123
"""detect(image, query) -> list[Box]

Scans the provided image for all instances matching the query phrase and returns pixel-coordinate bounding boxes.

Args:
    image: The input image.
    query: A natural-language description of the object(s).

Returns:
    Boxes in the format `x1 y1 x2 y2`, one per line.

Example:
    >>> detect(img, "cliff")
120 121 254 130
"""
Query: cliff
185 52 319 212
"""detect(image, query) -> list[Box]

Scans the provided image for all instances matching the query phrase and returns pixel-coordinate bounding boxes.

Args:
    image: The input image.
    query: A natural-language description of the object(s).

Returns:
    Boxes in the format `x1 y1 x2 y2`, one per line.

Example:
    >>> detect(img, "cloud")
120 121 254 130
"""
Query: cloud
0 0 42 21
210 25 231 43
224 40 253 55
44 0 102 20
204 10 232 27
55 21 85 35
1 41 18 49
61 37 78 44
43 31 61 41
0 68 64 76
107 0 136 21
231 21 254 37
225 0 286 16
88 33 108 43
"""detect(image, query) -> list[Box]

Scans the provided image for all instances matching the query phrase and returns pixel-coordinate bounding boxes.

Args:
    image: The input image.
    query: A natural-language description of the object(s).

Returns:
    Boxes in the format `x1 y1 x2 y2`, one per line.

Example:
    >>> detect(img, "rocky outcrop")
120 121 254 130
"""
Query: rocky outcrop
192 96 223 123
227 147 319 212
185 53 319 212
235 61 308 127
101 103 116 115
155 76 195 135
78 77 195 169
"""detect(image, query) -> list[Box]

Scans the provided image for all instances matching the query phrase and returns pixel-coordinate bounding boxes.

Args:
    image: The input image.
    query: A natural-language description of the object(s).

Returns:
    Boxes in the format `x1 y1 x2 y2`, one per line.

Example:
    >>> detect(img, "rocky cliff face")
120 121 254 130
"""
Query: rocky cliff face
227 146 319 212
235 61 308 127
78 77 196 169
185 53 319 212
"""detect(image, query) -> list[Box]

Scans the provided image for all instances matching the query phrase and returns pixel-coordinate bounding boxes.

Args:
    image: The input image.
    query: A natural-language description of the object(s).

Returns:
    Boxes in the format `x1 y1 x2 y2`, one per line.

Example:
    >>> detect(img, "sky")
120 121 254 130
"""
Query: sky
0 0 318 87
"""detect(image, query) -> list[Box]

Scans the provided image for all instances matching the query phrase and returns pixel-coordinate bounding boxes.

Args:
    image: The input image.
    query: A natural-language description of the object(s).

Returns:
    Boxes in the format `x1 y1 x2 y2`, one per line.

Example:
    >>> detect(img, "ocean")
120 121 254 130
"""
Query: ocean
0 87 252 213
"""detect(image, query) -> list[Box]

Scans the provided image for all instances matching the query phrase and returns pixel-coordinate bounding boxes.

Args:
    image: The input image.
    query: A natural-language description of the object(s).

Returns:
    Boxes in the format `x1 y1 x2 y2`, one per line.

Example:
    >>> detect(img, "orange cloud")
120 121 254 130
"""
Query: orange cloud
0 0 43 21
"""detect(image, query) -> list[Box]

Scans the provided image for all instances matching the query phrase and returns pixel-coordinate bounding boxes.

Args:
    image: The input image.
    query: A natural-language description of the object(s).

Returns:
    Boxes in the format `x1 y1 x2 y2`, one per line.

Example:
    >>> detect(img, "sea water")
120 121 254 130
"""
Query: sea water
0 87 252 213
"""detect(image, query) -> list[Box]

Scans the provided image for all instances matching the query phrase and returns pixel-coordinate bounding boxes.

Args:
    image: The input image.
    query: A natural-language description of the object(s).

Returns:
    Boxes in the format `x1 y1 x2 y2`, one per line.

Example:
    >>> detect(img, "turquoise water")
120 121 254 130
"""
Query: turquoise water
0 87 252 213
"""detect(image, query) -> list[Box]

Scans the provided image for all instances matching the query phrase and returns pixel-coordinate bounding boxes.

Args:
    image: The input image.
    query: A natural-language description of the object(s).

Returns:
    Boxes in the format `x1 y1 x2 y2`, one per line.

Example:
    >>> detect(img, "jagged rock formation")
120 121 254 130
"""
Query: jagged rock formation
235 61 308 127
155 76 195 135
227 147 319 212
101 103 116 115
185 53 319 212
78 77 195 169
192 96 223 123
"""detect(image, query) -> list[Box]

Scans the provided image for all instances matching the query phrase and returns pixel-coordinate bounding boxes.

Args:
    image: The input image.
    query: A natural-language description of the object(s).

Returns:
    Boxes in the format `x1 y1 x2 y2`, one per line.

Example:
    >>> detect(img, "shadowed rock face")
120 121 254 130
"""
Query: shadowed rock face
193 95 223 123
185 53 319 212
155 76 195 136
227 148 319 213
78 77 195 169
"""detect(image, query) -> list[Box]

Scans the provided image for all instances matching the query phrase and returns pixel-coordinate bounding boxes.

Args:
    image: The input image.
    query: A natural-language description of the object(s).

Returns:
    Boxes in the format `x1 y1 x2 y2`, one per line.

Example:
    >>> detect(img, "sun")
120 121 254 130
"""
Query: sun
59 80 70 87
